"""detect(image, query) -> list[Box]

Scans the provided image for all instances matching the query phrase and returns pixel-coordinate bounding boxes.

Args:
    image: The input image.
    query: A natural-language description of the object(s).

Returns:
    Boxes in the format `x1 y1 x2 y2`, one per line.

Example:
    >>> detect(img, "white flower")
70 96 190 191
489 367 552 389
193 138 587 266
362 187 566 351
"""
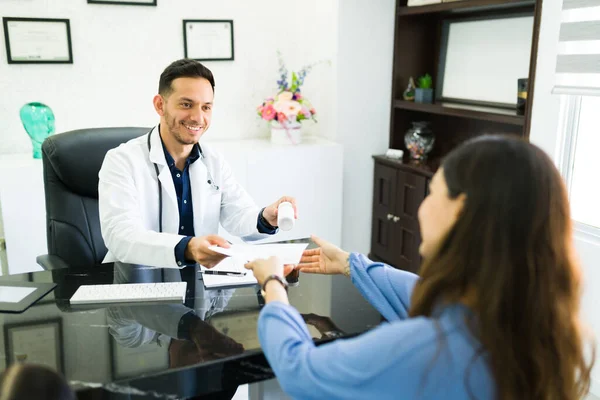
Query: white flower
277 91 294 102
273 100 302 117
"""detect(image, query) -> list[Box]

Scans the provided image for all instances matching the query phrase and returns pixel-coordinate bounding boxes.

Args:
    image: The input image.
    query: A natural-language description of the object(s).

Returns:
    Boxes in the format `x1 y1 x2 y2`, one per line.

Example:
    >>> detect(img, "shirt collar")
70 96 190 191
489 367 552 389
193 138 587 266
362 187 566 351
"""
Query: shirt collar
158 124 202 168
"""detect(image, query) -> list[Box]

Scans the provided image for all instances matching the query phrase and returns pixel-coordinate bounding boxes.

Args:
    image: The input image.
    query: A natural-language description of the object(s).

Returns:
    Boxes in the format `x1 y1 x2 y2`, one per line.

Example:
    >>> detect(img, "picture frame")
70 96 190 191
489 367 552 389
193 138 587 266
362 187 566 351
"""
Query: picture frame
183 20 234 61
2 17 73 64
108 333 168 381
4 318 64 373
436 11 534 108
87 0 157 5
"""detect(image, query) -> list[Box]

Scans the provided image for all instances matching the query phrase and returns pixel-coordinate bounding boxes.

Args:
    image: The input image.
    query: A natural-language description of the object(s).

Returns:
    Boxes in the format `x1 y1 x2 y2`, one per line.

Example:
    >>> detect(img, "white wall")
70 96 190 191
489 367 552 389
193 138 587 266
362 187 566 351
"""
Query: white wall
0 0 338 155
331 0 394 332
529 0 600 396
337 0 393 253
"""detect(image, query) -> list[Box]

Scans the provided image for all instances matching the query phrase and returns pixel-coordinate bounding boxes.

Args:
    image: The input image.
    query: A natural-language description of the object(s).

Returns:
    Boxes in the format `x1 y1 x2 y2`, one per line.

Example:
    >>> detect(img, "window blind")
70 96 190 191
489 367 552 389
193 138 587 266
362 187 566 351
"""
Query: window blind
554 0 600 95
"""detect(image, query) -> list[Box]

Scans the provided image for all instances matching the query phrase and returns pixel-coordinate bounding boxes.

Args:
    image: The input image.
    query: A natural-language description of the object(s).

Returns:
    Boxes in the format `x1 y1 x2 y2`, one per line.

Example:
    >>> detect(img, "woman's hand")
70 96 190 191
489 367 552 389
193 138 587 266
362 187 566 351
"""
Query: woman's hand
244 256 294 285
298 235 350 276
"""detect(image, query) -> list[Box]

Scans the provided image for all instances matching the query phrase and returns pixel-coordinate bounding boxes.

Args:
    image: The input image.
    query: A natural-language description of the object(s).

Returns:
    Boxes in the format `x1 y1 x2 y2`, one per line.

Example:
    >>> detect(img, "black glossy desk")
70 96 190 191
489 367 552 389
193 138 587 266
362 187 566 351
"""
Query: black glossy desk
0 240 381 399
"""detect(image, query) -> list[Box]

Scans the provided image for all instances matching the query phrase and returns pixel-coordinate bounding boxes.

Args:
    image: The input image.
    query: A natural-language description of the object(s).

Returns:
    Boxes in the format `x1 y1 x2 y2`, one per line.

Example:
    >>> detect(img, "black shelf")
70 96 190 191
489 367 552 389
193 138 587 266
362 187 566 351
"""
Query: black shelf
393 100 525 126
397 0 535 16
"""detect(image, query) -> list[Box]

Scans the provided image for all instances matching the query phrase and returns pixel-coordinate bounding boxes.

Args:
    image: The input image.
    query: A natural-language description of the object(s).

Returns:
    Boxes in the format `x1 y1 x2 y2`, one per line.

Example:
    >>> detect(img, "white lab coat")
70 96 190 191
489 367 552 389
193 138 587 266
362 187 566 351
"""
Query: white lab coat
99 125 268 268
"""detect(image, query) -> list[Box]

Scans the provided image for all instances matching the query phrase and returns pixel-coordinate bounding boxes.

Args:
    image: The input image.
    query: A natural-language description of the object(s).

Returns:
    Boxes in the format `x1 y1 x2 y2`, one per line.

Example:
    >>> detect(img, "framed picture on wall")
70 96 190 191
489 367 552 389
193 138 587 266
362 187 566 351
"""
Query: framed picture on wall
4 319 64 373
87 0 157 5
2 17 73 64
183 20 234 61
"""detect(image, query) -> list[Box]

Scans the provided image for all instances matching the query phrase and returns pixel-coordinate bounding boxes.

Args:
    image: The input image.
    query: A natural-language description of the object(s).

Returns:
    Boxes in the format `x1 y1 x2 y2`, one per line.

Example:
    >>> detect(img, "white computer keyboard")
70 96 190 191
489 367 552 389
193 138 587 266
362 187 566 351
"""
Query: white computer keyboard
69 282 187 305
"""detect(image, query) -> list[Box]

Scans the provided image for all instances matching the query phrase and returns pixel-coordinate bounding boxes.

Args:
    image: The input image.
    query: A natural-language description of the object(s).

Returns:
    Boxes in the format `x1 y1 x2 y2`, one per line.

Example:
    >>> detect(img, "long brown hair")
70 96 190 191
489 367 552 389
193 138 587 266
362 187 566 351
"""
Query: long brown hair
0 363 75 400
409 135 594 399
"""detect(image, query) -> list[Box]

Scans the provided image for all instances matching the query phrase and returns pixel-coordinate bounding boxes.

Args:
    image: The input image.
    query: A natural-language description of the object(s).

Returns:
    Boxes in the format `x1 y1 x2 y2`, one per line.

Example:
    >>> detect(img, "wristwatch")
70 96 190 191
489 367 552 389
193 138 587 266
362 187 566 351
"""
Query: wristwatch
261 274 288 297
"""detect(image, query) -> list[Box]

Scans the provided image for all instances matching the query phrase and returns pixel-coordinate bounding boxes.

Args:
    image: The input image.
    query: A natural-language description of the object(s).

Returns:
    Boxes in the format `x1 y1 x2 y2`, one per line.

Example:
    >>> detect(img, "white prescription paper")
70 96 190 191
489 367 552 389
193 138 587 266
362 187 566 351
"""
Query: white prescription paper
0 286 36 303
201 257 258 289
203 243 308 289
208 243 308 265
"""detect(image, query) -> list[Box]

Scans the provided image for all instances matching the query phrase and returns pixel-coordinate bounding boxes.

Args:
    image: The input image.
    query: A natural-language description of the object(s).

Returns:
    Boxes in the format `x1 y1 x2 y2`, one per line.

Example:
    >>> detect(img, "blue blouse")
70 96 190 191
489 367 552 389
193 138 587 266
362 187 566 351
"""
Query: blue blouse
257 253 494 400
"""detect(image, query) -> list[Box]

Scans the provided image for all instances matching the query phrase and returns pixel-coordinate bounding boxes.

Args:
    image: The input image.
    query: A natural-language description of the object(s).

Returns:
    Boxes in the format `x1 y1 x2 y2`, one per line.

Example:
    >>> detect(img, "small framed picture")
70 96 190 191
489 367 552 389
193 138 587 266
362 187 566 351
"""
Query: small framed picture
87 0 157 5
183 20 234 61
3 17 73 64
4 318 64 373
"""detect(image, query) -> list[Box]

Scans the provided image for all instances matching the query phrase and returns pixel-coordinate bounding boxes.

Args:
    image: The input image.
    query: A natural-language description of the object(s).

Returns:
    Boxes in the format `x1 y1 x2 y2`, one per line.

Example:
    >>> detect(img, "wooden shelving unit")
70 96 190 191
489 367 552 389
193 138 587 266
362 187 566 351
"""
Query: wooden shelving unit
370 0 543 272
397 0 535 16
393 100 525 126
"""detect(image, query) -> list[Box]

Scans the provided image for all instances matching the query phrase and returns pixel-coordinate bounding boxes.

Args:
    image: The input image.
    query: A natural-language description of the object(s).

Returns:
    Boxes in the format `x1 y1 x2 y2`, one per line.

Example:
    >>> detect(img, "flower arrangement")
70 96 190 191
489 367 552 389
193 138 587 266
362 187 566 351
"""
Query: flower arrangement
257 52 321 126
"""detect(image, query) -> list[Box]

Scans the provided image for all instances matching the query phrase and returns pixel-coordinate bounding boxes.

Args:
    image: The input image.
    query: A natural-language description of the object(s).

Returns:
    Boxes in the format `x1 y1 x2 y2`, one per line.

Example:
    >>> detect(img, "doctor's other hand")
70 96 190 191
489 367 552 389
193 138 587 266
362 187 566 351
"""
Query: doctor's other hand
299 235 350 275
184 235 230 269
262 196 298 227
244 257 295 285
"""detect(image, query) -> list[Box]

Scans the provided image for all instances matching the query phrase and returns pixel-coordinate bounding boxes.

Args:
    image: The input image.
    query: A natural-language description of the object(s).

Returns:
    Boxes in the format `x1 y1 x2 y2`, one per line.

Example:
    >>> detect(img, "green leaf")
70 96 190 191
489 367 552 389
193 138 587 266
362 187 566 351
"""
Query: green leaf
290 71 299 92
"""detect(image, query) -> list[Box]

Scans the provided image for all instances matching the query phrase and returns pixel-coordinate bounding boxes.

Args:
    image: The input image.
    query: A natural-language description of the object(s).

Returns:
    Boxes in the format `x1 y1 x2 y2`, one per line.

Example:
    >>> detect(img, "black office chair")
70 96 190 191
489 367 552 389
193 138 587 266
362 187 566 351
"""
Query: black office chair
36 127 149 272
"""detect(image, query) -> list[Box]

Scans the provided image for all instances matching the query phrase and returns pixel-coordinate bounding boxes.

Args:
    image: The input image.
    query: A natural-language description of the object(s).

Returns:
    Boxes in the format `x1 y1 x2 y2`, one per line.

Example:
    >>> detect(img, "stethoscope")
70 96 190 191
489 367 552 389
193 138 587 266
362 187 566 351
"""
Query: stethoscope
146 130 219 233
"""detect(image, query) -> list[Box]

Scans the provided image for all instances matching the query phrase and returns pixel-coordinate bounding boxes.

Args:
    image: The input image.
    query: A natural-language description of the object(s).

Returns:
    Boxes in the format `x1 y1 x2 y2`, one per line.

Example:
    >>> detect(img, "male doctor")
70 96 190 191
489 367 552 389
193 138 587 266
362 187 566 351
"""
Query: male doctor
98 59 298 335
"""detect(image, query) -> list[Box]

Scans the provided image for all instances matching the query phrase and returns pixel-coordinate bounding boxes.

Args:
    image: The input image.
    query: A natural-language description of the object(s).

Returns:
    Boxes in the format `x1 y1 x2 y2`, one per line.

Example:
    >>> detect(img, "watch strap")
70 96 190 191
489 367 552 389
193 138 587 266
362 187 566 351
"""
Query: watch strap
261 274 288 297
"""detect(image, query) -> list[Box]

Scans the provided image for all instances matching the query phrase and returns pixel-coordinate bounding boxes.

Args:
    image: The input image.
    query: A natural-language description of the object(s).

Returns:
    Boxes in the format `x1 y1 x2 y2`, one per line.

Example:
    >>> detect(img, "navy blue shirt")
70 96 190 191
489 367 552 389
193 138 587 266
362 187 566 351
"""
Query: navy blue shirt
158 135 277 267
159 132 277 338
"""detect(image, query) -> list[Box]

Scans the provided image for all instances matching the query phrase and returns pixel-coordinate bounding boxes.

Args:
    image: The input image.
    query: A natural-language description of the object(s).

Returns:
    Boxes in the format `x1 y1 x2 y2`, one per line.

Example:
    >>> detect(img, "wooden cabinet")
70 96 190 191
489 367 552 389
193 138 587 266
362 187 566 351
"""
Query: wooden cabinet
370 157 428 273
370 0 543 274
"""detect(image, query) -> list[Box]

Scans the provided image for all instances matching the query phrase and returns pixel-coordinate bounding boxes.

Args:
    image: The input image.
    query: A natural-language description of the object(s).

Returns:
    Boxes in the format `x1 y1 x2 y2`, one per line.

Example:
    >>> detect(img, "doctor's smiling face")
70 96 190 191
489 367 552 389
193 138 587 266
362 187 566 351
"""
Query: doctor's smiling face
153 59 216 147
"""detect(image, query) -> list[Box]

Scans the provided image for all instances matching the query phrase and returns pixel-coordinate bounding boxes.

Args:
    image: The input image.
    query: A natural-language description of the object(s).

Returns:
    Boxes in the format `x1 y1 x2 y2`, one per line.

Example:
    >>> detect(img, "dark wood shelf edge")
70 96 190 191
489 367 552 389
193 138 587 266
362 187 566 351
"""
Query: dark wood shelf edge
397 0 535 16
393 100 525 126
373 155 436 178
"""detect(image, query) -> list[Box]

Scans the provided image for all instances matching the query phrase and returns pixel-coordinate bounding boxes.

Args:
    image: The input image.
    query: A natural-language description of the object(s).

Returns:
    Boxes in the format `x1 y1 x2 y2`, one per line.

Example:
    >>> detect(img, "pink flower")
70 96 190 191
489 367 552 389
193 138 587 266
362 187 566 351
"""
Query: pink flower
310 108 316 115
294 92 303 101
276 112 287 122
261 104 276 121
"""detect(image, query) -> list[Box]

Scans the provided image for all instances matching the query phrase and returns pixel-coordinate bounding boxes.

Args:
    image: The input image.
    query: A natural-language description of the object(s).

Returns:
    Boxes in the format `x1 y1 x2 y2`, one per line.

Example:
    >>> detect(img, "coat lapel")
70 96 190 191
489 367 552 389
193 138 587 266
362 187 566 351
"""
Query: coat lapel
148 126 178 233
190 158 209 235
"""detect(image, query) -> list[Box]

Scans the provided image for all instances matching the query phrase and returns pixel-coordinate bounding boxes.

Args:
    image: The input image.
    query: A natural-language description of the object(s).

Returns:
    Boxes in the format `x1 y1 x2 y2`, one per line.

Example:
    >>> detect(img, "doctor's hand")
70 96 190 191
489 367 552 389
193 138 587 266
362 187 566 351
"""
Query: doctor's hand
262 196 298 227
184 235 230 269
244 257 294 285
298 235 350 276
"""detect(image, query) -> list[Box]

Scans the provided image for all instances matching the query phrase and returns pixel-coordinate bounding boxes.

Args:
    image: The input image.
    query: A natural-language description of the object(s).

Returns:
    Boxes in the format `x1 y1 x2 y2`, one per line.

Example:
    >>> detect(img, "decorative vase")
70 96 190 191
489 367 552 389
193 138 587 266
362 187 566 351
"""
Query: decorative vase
404 121 435 160
270 120 302 145
402 77 416 101
19 102 55 159
415 88 433 104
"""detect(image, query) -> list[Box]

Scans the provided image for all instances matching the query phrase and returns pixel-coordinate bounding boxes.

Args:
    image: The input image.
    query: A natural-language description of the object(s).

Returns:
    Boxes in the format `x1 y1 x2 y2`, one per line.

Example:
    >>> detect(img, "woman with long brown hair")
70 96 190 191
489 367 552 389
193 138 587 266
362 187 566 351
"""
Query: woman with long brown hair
244 135 594 399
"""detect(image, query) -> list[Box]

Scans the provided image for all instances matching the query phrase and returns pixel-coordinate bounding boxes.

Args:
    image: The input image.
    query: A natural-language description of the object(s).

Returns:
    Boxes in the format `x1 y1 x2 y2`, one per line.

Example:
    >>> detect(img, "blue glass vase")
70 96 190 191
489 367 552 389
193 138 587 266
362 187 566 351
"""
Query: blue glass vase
19 102 55 159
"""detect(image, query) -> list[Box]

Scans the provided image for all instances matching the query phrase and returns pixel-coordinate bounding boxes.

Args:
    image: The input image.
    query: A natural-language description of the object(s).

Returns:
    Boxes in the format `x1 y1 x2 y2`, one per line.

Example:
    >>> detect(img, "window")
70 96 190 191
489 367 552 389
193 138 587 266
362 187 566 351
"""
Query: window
562 96 600 231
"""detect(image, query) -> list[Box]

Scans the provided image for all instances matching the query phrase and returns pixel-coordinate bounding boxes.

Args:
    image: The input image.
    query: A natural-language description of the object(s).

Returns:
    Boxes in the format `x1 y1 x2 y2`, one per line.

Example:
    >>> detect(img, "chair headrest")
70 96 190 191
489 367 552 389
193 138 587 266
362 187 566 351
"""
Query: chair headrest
42 127 149 198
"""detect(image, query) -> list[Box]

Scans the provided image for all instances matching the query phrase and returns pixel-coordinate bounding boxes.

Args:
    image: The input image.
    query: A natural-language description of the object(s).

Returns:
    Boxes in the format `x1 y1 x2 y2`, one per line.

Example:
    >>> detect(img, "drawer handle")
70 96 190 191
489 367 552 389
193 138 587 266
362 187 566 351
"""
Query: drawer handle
387 214 394 220
393 216 400 223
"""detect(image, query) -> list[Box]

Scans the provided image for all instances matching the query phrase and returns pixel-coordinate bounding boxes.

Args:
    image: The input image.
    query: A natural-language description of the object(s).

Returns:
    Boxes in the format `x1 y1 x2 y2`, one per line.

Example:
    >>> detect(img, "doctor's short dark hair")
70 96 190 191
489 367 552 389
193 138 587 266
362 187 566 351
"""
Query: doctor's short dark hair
158 59 215 96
